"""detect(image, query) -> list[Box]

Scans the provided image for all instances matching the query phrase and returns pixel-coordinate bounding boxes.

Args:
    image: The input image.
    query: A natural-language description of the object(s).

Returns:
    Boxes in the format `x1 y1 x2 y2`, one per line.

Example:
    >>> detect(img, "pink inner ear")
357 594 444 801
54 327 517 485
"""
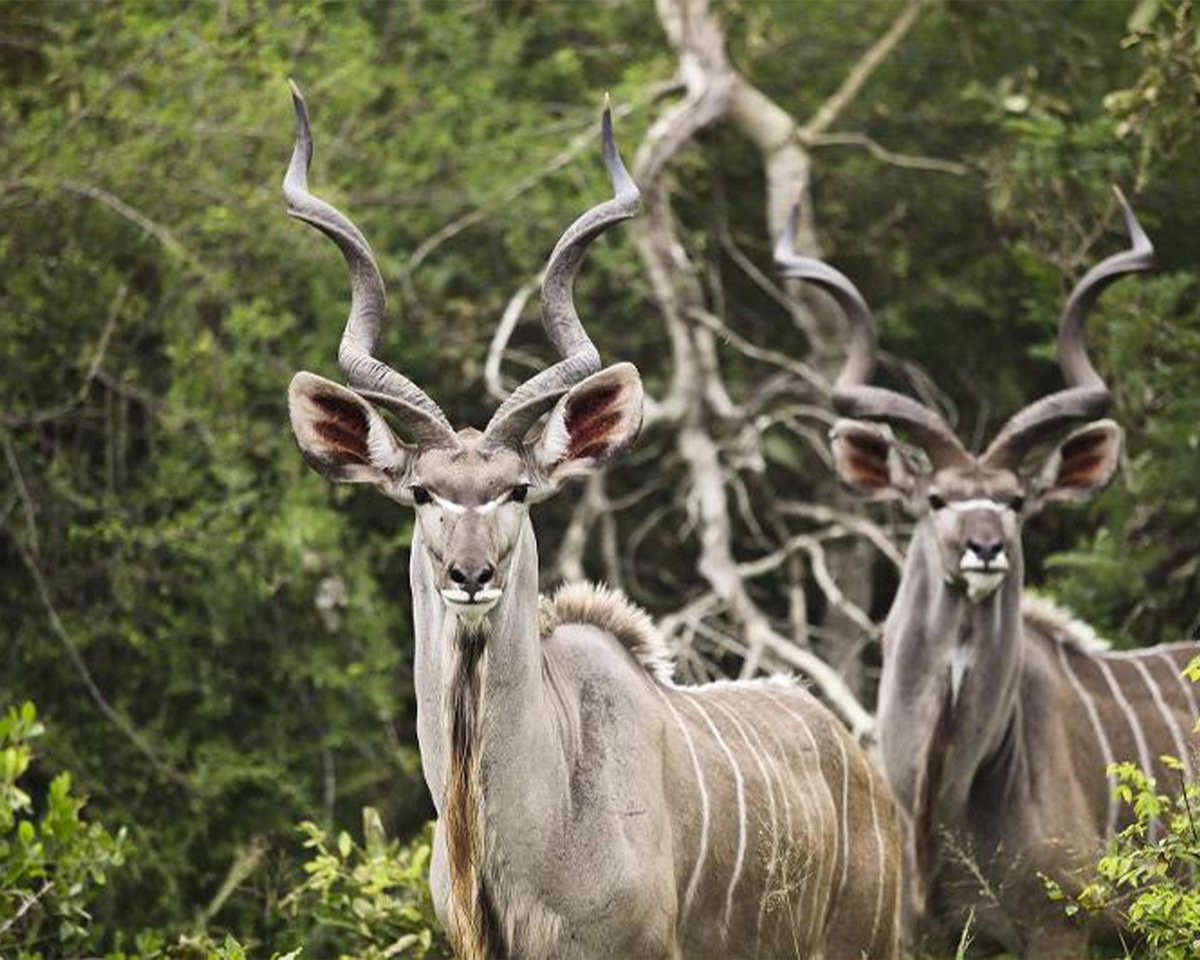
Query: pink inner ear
1057 431 1109 488
838 432 891 489
565 384 626 461
846 452 890 488
311 393 371 465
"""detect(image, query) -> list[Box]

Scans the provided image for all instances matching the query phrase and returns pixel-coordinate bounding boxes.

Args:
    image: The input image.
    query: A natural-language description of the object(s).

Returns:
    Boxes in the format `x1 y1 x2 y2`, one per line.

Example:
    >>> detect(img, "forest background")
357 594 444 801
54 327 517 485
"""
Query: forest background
2 0 1199 955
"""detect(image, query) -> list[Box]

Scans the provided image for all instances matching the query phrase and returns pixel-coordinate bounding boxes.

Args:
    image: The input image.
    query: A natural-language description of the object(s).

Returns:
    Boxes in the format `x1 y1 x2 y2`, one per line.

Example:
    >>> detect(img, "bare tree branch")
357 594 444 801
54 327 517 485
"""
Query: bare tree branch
485 275 540 402
801 0 931 140
3 285 126 428
807 131 970 176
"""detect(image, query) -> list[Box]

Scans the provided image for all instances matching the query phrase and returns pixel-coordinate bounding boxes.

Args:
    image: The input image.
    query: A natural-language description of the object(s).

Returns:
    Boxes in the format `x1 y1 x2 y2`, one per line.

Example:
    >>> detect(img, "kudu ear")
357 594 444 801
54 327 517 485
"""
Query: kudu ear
288 372 411 485
1030 419 1122 504
531 363 643 488
830 419 920 501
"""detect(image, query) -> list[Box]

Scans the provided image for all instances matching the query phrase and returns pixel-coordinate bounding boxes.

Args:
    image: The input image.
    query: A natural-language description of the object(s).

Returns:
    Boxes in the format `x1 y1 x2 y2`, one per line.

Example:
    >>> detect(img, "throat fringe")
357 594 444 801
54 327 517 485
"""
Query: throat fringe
445 622 507 960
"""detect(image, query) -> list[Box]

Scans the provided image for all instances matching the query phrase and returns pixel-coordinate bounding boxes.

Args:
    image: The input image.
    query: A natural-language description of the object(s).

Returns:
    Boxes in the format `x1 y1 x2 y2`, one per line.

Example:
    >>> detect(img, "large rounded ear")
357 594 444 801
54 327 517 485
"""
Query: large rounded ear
829 419 920 500
530 362 643 490
288 372 411 485
1030 419 1122 504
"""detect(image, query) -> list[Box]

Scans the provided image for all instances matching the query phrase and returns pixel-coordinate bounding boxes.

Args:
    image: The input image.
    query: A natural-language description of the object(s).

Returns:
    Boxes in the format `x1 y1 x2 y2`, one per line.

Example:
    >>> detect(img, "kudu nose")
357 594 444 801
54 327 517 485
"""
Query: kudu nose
966 538 1004 564
448 561 496 599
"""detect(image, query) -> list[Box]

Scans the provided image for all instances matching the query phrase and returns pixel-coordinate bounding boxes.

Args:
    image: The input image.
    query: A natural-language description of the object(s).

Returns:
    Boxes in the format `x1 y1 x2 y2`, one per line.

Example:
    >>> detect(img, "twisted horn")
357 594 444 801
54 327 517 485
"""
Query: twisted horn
774 207 970 468
982 188 1152 468
285 80 456 446
483 99 640 448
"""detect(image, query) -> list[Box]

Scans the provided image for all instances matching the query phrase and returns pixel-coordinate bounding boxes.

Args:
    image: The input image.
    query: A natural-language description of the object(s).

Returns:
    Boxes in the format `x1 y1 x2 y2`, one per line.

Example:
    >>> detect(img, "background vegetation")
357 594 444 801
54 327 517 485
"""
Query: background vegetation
1 0 1197 954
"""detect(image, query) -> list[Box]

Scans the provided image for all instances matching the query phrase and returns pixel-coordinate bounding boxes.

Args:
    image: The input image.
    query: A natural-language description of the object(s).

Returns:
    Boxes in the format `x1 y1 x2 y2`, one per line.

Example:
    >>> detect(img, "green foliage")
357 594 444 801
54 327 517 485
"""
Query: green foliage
0 702 129 955
1046 757 1200 959
1047 657 1200 958
281 811 449 960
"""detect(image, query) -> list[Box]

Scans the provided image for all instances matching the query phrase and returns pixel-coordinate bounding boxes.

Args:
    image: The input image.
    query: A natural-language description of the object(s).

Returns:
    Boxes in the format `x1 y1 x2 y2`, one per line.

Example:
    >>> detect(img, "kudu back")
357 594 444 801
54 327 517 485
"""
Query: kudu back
282 84 899 959
777 195 1198 957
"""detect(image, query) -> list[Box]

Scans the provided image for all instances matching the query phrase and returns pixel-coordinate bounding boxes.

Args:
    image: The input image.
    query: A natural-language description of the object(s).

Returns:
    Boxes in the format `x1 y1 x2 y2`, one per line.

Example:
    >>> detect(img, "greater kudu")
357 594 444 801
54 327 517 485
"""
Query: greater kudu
777 195 1198 957
282 85 899 959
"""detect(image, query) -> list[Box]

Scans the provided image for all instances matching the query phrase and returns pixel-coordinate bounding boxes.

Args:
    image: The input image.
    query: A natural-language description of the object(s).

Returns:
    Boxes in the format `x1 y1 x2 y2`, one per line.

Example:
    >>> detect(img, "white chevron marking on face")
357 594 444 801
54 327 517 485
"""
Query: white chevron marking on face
430 492 509 515
947 498 1010 512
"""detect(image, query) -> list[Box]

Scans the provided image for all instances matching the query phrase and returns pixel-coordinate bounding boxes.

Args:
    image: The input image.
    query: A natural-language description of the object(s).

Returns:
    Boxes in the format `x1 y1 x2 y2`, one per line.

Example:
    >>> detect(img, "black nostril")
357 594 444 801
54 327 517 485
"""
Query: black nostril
477 565 494 586
449 565 467 584
968 539 1003 562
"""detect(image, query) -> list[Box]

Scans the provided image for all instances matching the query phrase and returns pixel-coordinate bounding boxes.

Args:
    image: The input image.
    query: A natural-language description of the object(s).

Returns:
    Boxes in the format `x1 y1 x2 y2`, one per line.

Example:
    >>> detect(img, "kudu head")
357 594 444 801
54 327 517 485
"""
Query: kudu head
284 83 643 618
776 195 1151 603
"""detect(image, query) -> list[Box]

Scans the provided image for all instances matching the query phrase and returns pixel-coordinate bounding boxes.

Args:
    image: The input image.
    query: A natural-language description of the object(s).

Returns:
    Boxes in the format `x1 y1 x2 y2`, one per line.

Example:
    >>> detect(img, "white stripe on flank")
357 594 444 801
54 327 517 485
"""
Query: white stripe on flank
833 729 851 899
1131 657 1191 779
1055 643 1118 837
685 694 748 937
865 760 887 951
763 691 835 946
656 687 709 920
747 709 798 944
1097 657 1157 838
708 697 777 953
1157 650 1200 721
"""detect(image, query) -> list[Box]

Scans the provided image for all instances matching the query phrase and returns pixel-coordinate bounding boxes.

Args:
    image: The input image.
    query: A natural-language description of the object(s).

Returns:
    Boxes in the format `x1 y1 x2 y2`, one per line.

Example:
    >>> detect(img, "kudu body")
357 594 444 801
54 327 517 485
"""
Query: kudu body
283 86 899 959
777 198 1198 957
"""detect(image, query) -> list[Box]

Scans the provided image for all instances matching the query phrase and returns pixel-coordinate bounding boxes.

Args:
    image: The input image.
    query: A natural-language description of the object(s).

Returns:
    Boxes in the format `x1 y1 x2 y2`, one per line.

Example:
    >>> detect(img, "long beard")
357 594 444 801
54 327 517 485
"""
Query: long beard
444 619 506 959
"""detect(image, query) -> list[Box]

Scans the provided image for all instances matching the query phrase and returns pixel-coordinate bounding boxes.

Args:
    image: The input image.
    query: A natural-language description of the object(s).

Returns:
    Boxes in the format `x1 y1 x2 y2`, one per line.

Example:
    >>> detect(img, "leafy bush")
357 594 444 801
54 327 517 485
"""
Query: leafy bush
0 701 129 956
1045 658 1200 959
280 810 449 960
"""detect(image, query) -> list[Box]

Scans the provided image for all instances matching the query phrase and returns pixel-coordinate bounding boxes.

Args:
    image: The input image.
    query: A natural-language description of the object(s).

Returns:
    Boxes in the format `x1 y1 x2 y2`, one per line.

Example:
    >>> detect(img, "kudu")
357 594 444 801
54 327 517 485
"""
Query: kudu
777 195 1199 956
282 84 899 959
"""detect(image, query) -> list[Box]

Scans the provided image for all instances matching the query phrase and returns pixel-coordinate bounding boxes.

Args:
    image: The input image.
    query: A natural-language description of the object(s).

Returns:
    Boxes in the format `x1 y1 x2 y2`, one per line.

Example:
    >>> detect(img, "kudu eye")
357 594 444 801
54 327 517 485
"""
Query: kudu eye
411 485 432 505
928 493 947 511
1010 495 1026 512
510 483 530 504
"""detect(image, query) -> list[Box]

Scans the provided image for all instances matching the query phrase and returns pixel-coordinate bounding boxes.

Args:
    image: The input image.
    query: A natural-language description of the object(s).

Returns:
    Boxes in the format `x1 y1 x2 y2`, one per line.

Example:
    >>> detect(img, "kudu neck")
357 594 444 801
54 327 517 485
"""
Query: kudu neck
410 517 545 810
879 523 1026 819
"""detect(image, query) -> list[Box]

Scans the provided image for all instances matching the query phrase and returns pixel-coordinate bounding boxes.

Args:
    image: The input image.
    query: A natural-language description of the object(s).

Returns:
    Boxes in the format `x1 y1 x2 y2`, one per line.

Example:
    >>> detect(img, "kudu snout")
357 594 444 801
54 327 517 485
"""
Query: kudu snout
448 559 497 600
957 511 1011 572
965 537 1004 566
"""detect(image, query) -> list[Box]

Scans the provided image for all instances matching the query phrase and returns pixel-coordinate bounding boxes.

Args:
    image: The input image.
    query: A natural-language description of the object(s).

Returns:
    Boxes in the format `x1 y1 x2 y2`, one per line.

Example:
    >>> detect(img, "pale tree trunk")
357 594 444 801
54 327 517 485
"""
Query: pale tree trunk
497 0 950 737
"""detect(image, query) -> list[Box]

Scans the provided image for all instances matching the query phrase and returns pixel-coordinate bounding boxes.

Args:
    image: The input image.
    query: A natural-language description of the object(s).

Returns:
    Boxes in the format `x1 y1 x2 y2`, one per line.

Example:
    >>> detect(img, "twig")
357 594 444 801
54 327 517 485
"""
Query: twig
6 526 188 787
554 474 607 584
800 0 931 139
401 99 642 285
777 501 905 569
485 275 540 402
4 285 126 428
690 308 829 395
0 879 52 938
806 131 969 176
58 182 208 276
1 434 39 553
